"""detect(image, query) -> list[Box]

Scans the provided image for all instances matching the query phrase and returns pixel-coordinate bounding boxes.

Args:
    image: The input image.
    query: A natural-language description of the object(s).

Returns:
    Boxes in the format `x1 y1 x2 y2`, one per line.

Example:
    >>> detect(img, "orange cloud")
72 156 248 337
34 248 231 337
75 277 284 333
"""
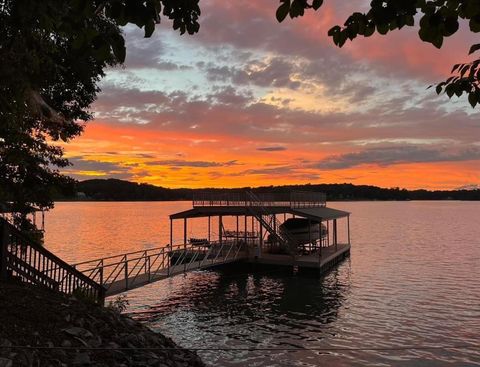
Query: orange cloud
61 122 479 190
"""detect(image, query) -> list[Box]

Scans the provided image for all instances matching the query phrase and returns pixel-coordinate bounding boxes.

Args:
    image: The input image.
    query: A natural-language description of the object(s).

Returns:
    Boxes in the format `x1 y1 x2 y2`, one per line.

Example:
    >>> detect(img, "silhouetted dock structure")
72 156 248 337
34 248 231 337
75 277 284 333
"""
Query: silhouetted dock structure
0 191 351 302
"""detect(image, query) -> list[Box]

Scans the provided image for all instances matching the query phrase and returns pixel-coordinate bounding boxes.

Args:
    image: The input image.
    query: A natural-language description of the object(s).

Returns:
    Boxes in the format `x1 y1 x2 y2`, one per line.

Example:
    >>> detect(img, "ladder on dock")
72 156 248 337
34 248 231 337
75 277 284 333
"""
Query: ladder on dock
246 191 295 254
72 240 247 297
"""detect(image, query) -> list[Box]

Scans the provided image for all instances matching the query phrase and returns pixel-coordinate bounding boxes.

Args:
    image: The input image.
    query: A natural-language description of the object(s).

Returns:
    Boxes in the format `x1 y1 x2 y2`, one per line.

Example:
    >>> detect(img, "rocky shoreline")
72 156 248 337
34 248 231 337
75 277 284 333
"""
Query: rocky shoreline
0 282 205 367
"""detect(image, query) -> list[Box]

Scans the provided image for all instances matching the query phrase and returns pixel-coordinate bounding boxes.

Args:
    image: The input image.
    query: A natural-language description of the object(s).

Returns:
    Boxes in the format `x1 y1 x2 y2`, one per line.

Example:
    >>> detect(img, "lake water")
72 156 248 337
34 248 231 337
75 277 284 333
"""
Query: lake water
44 201 480 366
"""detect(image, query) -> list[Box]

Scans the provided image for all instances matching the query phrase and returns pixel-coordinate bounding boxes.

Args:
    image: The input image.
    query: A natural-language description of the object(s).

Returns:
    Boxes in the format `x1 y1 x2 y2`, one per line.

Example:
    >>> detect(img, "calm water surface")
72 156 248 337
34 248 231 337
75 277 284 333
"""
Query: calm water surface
44 201 480 366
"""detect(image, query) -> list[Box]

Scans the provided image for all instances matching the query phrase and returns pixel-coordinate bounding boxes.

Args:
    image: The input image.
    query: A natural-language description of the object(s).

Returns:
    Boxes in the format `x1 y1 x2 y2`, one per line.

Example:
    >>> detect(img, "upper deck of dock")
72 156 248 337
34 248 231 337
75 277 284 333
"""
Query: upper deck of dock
192 191 326 208
171 191 349 221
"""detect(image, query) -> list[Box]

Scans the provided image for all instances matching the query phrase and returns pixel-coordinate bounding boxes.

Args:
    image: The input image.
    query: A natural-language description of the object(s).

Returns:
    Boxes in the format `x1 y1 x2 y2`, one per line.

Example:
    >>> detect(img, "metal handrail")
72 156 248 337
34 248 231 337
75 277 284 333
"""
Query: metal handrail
193 191 326 208
72 239 247 296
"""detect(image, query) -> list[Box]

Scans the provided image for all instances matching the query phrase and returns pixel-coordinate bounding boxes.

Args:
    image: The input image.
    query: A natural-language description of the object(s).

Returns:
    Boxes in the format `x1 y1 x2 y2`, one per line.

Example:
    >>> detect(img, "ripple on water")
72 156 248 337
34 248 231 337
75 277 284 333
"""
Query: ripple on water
44 201 480 366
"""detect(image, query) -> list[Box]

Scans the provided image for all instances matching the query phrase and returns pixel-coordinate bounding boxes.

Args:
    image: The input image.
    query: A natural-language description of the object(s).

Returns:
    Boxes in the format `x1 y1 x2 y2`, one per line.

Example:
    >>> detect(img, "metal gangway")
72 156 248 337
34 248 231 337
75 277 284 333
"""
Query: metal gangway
72 240 247 297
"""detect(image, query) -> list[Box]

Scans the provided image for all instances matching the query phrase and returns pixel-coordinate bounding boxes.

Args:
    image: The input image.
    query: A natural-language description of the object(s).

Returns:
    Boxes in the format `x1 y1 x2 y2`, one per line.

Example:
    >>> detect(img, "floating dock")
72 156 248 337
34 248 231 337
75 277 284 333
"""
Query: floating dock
169 191 351 273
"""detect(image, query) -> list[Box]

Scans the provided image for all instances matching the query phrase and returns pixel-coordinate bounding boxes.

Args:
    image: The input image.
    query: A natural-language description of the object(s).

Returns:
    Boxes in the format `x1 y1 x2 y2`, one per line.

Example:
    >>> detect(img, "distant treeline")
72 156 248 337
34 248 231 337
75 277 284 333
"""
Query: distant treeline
54 179 480 201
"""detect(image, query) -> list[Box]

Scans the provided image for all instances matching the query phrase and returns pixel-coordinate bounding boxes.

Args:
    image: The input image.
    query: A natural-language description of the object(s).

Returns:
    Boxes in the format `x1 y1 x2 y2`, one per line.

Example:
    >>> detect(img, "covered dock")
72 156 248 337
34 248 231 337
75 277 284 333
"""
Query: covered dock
169 191 351 272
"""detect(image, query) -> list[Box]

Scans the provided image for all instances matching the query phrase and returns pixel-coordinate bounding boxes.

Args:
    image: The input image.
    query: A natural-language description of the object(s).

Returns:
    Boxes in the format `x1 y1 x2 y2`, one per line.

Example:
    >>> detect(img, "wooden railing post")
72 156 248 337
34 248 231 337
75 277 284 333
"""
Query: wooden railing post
0 220 9 281
146 252 151 282
124 256 128 290
99 259 104 286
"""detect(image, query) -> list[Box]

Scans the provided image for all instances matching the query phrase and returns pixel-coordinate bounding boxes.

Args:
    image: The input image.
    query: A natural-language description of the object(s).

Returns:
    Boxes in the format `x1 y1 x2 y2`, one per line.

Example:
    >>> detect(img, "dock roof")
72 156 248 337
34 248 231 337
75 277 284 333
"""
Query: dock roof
291 207 349 221
170 206 349 221
170 191 348 221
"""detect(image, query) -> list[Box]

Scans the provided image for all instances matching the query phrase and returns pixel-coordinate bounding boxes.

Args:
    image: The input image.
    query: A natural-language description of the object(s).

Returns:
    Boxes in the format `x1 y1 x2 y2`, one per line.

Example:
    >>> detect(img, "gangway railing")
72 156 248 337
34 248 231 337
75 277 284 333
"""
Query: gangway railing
72 240 247 297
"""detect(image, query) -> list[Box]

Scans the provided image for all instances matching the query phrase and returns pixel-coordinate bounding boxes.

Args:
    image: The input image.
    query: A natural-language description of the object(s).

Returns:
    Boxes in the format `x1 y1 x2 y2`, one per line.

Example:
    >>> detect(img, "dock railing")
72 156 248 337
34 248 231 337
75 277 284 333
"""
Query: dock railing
71 239 247 297
193 191 326 208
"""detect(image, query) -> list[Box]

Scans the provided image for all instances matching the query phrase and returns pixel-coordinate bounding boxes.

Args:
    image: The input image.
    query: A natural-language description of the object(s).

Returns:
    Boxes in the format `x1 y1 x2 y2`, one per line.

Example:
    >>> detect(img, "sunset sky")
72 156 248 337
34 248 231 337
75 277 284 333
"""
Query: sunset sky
62 1 480 190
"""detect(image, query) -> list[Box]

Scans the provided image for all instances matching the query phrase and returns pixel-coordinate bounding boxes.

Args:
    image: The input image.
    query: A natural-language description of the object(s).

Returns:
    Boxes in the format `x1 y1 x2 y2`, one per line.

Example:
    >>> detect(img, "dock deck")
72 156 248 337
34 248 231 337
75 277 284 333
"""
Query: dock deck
250 243 350 273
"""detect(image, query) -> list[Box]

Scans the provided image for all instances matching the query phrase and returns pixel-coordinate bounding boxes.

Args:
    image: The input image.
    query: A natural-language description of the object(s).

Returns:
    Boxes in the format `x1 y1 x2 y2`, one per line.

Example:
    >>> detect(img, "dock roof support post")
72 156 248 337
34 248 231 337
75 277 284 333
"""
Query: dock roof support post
236 216 239 244
259 219 263 255
244 215 247 245
208 216 211 243
347 215 350 246
319 219 322 258
183 218 187 245
319 220 322 249
334 219 338 252
219 215 223 244
170 219 173 248
327 220 330 246
308 219 312 249
184 218 187 273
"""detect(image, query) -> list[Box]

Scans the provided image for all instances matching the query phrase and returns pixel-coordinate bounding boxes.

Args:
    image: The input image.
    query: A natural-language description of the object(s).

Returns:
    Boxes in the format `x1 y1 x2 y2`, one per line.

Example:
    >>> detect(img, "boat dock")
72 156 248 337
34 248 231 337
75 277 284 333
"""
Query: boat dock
169 191 351 272
1 190 351 302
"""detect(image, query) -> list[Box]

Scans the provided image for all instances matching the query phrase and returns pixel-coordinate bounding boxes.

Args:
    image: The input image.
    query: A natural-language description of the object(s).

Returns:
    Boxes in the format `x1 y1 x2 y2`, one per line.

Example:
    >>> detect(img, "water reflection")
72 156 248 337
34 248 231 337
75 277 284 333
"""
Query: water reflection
127 262 350 366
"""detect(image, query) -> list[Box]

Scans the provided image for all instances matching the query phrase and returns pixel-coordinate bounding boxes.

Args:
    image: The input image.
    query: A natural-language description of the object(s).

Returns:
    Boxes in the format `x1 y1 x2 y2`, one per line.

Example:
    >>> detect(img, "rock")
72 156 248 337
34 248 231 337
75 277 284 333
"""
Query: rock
0 358 12 367
63 327 93 339
88 336 102 348
16 351 33 366
107 341 120 349
0 340 12 348
72 353 90 365
72 337 89 347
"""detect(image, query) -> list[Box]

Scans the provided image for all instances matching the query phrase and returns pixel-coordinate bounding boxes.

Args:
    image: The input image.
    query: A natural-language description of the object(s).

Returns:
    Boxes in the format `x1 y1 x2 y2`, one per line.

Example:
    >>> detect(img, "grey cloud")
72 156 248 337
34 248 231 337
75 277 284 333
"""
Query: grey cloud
456 184 480 190
156 61 191 70
207 86 254 105
256 146 287 151
64 157 134 180
146 159 240 168
314 145 480 170
93 82 480 148
204 57 301 90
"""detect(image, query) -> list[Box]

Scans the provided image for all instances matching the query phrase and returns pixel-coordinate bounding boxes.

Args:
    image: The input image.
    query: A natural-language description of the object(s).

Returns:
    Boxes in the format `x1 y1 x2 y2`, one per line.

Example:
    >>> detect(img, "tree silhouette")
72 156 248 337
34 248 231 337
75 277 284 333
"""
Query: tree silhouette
0 0 200 228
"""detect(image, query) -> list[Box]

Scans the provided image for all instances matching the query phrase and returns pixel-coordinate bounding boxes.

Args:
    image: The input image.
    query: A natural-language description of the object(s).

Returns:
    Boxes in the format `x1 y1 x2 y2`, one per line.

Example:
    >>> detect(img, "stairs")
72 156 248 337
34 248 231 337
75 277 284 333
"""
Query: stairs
0 218 105 302
246 192 295 255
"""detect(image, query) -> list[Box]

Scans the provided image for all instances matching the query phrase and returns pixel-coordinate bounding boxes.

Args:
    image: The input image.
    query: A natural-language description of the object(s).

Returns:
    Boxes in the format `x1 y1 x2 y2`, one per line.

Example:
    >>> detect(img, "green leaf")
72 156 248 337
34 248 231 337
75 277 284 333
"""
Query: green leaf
276 0 290 23
377 23 388 35
144 19 155 38
469 44 480 55
111 34 126 63
289 0 304 18
312 0 323 10
468 91 477 108
435 82 445 94
431 34 443 48
470 17 480 33
451 63 460 73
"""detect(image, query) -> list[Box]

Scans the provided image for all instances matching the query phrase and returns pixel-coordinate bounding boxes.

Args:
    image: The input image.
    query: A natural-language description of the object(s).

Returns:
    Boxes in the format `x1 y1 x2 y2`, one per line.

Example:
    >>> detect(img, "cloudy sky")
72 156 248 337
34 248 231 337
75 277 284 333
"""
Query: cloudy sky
62 1 480 189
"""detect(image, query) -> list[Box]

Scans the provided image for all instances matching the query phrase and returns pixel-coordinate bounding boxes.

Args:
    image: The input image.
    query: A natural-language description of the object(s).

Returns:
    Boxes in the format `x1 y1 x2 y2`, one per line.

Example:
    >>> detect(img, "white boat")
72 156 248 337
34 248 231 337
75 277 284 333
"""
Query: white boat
279 218 327 246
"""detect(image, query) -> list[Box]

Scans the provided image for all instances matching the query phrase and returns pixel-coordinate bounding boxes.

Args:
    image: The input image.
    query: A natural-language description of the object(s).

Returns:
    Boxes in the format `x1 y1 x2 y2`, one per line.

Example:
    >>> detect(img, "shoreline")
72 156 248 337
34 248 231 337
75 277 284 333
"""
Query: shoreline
52 198 480 203
0 281 205 367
